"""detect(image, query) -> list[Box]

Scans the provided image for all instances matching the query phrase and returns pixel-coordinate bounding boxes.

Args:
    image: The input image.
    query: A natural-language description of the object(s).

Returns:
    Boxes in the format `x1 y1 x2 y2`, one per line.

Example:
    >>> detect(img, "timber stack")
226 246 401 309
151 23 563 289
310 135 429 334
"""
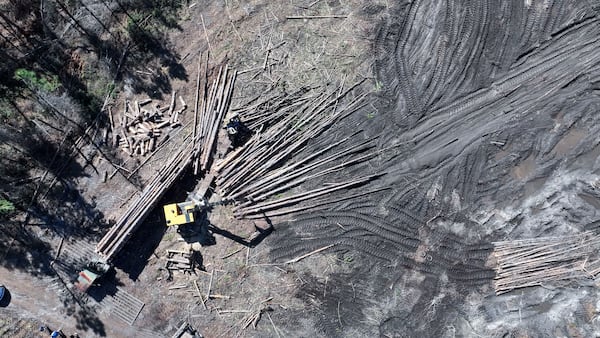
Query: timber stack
109 94 187 157
165 249 197 275
215 80 384 219
492 231 600 294
192 57 237 174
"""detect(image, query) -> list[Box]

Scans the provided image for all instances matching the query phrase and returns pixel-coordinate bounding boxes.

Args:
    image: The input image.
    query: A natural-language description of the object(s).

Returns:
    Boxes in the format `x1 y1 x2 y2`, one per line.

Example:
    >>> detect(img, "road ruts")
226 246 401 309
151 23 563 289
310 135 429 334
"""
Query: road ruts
394 0 425 124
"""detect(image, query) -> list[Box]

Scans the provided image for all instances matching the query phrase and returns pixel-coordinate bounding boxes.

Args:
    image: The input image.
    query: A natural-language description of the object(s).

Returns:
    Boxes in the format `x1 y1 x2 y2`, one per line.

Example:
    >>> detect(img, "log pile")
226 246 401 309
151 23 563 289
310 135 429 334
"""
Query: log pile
215 80 383 218
96 136 196 260
165 249 197 274
492 231 600 294
192 55 237 174
96 56 236 261
110 94 187 157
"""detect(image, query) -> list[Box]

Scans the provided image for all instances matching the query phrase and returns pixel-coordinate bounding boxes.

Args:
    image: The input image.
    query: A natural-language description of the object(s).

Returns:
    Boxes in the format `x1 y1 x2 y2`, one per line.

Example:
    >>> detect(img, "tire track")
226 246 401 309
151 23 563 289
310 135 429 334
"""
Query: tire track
300 212 421 248
280 3 600 335
394 0 424 123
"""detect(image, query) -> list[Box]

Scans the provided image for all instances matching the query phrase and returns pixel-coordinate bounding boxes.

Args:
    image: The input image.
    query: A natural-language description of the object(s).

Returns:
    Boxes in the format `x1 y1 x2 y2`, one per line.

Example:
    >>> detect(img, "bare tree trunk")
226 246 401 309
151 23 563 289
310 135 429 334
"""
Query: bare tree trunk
0 12 34 48
0 29 27 55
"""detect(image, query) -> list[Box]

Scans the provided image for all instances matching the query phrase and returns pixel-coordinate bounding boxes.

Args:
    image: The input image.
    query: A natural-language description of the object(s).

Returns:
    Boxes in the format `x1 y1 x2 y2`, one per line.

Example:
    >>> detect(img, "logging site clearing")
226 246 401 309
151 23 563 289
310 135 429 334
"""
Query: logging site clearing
2 0 600 337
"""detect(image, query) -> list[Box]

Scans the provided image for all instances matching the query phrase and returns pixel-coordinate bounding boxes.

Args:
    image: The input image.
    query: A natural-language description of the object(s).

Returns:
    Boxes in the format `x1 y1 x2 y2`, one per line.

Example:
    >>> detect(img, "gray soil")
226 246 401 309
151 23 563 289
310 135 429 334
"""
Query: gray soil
269 0 600 337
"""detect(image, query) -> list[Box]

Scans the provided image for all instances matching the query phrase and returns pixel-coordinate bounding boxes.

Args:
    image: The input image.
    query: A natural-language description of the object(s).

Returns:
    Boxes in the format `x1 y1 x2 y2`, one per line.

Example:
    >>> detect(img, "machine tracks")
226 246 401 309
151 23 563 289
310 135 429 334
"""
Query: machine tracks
272 1 600 335
278 205 494 284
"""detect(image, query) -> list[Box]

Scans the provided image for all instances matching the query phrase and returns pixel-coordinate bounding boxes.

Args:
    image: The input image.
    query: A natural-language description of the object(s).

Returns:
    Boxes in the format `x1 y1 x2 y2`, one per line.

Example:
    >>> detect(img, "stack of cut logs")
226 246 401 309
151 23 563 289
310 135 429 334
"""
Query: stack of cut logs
110 94 187 156
96 136 196 260
165 249 197 274
192 59 237 174
492 231 600 294
215 80 385 219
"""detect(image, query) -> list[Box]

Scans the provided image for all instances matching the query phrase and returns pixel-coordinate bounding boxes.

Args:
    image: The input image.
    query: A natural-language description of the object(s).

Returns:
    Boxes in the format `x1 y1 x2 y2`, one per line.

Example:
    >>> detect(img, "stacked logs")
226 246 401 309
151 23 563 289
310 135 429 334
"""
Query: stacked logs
96 136 195 260
492 231 600 294
192 58 237 174
214 80 384 219
165 249 197 274
110 94 187 157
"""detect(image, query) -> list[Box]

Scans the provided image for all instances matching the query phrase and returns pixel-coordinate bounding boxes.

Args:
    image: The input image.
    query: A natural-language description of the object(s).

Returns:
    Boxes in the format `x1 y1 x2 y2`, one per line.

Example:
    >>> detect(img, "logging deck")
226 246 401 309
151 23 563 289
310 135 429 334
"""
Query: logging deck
95 60 236 262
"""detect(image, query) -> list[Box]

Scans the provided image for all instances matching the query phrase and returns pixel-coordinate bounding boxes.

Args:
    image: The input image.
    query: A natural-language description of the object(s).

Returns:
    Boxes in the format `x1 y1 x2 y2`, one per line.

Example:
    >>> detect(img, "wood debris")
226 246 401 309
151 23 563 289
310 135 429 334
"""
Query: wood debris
215 80 384 218
95 56 236 262
164 249 198 274
112 95 187 157
284 244 335 264
171 321 198 338
227 298 275 335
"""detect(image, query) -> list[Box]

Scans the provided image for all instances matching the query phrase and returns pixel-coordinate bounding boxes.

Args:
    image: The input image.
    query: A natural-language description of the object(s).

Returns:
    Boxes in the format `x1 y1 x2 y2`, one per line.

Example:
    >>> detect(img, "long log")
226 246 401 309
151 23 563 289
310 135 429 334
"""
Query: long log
192 53 202 175
218 90 368 200
491 231 600 294
234 175 382 217
96 136 195 259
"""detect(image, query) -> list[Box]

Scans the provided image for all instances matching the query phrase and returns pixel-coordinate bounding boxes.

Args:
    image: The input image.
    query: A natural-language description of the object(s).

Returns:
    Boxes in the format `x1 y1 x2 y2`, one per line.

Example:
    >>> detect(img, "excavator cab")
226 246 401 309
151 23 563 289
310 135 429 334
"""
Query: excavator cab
163 174 215 227
226 116 251 148
163 201 197 226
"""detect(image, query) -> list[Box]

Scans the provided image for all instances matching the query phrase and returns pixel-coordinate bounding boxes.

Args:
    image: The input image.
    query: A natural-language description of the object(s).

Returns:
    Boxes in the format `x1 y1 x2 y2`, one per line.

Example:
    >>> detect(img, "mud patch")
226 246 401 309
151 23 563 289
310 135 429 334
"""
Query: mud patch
552 128 586 157
511 155 537 181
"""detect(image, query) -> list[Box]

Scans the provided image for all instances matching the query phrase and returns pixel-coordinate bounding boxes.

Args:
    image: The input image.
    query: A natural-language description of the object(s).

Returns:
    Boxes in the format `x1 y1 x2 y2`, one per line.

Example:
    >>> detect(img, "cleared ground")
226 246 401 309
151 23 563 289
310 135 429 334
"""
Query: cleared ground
2 0 600 337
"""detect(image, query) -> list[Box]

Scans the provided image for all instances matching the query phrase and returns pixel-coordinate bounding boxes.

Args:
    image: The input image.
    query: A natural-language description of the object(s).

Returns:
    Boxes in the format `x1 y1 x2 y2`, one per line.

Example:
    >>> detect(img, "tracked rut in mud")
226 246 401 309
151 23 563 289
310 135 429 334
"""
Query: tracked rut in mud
268 1 600 336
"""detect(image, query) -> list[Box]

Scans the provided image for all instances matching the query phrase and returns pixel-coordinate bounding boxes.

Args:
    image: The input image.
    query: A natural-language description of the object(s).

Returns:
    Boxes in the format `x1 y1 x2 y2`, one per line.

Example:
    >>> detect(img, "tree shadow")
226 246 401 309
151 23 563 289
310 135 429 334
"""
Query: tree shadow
121 25 188 99
1 0 188 127
0 1 188 336
111 211 167 282
73 306 106 337
0 220 54 277
50 259 108 337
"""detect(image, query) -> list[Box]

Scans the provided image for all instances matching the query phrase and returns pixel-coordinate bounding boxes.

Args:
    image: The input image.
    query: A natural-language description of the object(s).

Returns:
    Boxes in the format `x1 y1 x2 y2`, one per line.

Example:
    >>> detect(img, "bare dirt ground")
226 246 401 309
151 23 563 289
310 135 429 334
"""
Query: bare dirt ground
3 0 600 337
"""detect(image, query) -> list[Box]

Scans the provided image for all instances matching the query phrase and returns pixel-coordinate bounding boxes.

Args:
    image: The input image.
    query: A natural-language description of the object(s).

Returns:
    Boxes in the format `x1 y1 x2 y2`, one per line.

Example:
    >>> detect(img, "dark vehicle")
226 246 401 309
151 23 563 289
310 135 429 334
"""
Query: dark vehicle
225 116 251 148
